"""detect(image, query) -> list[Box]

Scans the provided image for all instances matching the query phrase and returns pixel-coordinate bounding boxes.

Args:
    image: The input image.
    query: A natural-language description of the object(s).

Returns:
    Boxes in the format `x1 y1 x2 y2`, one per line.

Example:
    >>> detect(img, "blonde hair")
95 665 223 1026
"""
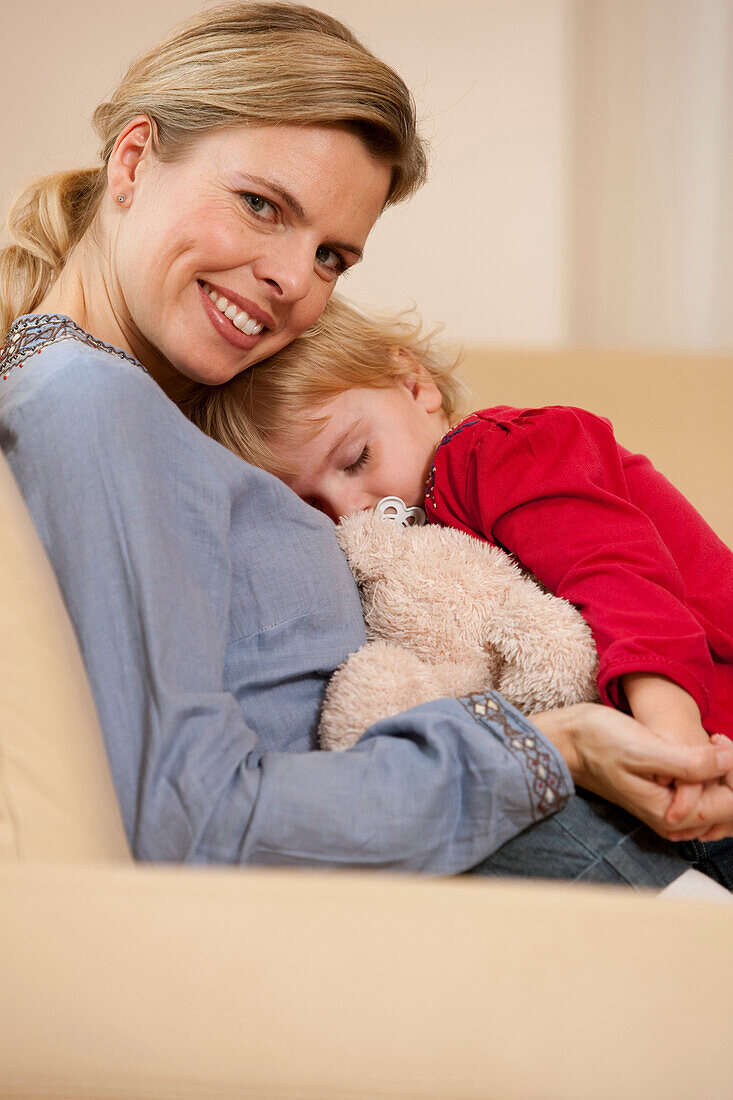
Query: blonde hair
1 2 427 336
177 295 468 474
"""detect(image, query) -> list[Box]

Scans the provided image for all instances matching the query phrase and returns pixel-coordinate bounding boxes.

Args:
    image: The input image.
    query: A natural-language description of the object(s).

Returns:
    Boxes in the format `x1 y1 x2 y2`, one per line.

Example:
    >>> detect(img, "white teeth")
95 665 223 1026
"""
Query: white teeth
201 282 264 336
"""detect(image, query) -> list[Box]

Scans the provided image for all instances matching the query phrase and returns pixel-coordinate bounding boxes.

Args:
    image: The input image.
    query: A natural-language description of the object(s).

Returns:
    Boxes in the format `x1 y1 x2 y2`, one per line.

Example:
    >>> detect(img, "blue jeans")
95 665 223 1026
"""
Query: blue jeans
676 838 733 890
465 791 688 889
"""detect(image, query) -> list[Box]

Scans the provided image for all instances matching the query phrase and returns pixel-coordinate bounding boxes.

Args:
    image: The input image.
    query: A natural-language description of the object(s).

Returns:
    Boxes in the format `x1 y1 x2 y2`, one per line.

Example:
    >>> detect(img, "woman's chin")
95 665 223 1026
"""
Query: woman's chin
164 345 261 388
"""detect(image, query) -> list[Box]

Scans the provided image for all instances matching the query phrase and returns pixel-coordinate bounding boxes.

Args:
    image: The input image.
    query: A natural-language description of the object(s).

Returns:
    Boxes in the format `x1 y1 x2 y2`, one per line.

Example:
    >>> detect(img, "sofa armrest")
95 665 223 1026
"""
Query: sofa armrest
0 450 130 862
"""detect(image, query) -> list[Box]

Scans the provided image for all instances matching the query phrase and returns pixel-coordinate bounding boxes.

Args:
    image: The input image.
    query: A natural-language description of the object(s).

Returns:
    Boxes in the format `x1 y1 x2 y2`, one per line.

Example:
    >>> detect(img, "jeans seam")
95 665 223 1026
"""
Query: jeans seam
690 839 706 862
556 816 646 885
554 816 609 881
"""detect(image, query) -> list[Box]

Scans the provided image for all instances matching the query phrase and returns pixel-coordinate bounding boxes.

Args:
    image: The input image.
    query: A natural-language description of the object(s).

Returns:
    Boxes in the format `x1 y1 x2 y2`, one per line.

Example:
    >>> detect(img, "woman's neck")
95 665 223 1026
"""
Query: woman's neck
35 230 175 391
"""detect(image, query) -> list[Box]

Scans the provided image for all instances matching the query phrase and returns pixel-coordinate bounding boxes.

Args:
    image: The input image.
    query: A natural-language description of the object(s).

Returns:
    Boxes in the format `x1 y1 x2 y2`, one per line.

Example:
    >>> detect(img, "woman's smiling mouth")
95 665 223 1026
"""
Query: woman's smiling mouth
197 280 273 350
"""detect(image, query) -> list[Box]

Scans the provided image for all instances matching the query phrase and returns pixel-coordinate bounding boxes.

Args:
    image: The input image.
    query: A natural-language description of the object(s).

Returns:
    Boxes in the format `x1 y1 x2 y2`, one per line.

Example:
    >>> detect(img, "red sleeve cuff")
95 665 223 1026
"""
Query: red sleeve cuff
599 655 712 721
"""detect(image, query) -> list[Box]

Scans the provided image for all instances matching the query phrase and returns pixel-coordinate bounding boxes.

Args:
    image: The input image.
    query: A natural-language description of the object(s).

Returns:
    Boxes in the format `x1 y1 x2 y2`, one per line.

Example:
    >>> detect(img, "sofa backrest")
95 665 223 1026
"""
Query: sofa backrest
0 448 131 862
461 347 733 549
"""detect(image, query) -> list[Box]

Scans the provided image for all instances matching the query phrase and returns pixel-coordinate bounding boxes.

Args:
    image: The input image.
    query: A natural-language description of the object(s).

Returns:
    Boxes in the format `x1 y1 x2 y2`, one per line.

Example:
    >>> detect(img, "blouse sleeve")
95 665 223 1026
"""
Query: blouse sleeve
8 359 572 872
430 406 716 717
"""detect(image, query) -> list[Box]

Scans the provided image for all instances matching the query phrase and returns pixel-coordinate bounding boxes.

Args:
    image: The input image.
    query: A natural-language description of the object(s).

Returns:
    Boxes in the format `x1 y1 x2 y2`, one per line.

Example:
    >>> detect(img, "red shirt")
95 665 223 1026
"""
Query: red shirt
426 406 733 739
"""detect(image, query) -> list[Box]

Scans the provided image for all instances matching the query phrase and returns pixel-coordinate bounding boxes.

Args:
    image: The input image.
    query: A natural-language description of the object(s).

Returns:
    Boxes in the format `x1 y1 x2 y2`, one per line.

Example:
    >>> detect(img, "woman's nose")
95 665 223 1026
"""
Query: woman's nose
252 239 312 303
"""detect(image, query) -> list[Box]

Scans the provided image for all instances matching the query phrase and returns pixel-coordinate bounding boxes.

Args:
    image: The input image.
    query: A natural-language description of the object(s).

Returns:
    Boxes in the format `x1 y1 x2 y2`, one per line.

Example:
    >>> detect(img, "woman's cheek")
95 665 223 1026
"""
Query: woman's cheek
285 285 334 341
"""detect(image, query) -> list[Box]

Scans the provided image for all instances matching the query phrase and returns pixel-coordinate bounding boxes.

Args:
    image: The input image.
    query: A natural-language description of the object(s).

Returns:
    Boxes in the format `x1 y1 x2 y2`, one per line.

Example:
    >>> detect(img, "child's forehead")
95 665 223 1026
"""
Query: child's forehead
270 398 343 455
275 386 395 453
295 389 369 435
321 386 392 418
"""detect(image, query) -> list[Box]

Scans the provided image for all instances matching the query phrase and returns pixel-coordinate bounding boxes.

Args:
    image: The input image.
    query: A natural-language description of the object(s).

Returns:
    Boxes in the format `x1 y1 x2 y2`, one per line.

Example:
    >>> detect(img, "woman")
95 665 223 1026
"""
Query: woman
1 2 732 882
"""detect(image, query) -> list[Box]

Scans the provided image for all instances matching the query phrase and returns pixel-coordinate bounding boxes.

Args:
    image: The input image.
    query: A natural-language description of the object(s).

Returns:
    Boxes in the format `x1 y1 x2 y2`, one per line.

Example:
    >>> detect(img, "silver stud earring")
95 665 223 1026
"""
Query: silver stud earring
116 194 126 204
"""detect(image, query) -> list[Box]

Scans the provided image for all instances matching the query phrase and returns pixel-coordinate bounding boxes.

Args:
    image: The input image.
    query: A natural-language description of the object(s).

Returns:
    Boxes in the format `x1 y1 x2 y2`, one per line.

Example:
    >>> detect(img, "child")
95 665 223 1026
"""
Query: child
179 297 733 769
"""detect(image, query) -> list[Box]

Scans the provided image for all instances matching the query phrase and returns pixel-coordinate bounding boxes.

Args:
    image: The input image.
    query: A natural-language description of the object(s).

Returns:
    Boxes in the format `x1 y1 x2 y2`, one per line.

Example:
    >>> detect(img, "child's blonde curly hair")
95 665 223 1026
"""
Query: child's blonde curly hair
177 296 468 475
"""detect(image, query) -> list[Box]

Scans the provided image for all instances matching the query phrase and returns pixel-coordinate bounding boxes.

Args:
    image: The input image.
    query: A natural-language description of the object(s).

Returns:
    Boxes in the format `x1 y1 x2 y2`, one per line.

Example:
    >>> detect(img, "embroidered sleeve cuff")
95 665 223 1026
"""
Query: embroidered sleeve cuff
458 690 573 821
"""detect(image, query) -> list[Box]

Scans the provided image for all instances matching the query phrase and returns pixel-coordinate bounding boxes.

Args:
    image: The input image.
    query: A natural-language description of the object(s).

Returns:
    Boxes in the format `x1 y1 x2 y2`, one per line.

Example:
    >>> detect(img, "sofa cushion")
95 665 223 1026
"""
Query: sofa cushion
461 347 733 548
0 449 130 861
1 864 731 1099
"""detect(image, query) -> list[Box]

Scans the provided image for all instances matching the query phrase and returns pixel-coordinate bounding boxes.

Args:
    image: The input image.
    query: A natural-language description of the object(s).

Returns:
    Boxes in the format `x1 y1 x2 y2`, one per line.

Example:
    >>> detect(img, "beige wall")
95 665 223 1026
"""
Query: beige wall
3 0 732 351
462 346 733 547
1 0 572 346
570 0 733 350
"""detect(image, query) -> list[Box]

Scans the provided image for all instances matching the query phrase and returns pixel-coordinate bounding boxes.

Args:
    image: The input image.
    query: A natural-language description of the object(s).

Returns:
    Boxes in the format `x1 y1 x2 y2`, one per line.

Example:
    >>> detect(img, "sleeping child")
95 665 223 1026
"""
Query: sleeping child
178 294 733 867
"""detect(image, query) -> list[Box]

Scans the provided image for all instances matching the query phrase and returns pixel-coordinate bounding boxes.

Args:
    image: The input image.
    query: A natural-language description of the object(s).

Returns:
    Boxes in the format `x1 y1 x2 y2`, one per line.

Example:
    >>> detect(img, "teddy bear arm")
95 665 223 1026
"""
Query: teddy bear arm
318 641 491 751
480 560 599 711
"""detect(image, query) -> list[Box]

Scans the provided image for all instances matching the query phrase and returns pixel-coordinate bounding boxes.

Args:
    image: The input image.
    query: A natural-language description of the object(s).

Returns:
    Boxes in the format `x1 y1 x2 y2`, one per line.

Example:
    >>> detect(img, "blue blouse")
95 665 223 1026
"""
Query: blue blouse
0 315 572 869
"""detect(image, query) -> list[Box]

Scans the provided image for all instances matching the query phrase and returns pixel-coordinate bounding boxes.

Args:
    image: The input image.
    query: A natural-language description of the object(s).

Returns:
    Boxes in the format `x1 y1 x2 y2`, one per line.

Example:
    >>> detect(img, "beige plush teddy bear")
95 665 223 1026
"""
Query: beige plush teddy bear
318 505 600 751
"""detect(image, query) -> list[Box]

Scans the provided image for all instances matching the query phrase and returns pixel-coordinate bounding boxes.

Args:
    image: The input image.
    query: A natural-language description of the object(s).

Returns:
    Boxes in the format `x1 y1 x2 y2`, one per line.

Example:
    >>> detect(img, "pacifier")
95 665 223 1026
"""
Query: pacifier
374 496 427 528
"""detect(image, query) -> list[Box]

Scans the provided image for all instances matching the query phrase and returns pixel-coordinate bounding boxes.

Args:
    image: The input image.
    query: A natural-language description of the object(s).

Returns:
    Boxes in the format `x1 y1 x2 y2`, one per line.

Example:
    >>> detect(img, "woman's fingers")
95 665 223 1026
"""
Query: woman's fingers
548 706 733 840
605 773 676 835
698 822 733 841
710 735 733 788
663 779 733 833
666 821 733 842
634 740 733 784
666 780 703 824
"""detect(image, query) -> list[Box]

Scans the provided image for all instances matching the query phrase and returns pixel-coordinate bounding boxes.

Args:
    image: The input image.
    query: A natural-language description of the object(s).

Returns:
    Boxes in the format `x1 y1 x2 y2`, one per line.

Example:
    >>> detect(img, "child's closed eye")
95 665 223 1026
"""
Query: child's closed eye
344 444 370 475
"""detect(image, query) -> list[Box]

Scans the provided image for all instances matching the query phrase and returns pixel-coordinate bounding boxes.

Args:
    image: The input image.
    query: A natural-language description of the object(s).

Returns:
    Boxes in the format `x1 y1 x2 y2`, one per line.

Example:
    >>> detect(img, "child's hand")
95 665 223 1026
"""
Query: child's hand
663 735 733 838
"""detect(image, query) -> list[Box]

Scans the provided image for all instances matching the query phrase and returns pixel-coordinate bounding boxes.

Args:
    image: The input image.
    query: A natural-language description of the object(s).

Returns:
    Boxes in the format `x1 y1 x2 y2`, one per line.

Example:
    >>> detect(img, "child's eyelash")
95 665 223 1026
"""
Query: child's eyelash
344 444 370 474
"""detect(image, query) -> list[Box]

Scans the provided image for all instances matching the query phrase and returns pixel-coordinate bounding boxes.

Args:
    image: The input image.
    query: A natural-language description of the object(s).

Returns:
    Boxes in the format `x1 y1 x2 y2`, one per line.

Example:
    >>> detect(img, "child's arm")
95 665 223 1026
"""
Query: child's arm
623 671 712 828
428 406 725 732
622 672 710 747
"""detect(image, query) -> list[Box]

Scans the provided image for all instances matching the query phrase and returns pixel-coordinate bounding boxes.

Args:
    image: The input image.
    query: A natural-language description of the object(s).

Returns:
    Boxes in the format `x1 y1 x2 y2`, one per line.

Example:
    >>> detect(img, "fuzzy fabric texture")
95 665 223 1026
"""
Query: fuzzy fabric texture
318 511 599 751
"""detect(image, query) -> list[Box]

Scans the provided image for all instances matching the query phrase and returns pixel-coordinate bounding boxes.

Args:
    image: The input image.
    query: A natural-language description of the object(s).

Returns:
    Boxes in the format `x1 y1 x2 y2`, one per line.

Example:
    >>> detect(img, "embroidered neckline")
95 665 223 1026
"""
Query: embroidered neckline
424 414 481 512
1 314 148 382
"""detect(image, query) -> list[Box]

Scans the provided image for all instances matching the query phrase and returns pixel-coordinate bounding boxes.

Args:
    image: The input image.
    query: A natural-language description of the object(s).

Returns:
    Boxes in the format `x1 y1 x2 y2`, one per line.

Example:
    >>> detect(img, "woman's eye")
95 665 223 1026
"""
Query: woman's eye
344 444 370 475
315 244 347 275
242 193 277 220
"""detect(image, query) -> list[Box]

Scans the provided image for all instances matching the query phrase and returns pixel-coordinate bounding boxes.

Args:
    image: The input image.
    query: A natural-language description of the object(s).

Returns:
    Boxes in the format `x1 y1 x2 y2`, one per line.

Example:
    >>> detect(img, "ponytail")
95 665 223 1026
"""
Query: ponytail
0 167 105 336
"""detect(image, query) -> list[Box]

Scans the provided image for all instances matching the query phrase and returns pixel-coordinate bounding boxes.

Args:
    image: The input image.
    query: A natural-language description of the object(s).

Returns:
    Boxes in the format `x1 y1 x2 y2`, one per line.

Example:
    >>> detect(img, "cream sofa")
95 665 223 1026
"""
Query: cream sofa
1 348 732 1100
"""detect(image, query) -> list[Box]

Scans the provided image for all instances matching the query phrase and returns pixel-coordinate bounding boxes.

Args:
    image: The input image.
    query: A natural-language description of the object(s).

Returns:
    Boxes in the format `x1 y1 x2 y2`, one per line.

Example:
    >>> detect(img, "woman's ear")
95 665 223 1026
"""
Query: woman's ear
107 116 156 206
391 348 444 414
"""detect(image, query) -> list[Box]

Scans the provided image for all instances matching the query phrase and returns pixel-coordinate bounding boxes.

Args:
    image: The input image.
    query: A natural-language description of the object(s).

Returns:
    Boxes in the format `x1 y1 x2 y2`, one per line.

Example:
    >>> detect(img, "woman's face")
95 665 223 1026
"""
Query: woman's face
111 123 392 385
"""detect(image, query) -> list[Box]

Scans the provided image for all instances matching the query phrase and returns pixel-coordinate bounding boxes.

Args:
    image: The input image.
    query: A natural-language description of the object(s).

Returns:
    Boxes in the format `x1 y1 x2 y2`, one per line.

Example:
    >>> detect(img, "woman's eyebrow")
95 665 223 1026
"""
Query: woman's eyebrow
245 174 364 260
246 174 307 220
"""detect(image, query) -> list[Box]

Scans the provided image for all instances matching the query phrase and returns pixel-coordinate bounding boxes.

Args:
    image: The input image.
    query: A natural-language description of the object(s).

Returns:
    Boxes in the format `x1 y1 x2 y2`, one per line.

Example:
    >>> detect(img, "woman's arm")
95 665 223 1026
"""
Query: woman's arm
8 351 575 872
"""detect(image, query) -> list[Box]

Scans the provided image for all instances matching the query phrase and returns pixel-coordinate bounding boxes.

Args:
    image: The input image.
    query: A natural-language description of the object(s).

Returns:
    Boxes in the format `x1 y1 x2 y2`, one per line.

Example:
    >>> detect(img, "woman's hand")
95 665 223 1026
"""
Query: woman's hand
533 703 733 841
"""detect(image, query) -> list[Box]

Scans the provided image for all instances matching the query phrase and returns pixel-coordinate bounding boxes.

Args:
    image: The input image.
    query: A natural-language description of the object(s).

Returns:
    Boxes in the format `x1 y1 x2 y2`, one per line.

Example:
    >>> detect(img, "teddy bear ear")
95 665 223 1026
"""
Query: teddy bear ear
335 511 405 580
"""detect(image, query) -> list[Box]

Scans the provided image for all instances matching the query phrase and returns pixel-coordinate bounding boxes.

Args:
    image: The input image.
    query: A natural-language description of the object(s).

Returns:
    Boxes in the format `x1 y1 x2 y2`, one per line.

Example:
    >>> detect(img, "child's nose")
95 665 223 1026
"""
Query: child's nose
332 489 378 521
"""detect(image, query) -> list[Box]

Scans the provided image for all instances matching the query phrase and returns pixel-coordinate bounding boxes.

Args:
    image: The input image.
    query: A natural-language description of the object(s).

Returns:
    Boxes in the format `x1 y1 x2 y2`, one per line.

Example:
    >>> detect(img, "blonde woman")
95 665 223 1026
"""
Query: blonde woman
2 4 732 883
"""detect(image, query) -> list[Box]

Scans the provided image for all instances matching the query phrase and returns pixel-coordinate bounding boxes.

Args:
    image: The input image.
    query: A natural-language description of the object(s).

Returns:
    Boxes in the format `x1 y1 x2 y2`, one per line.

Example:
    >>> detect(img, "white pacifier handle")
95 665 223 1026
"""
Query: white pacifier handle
374 496 427 528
